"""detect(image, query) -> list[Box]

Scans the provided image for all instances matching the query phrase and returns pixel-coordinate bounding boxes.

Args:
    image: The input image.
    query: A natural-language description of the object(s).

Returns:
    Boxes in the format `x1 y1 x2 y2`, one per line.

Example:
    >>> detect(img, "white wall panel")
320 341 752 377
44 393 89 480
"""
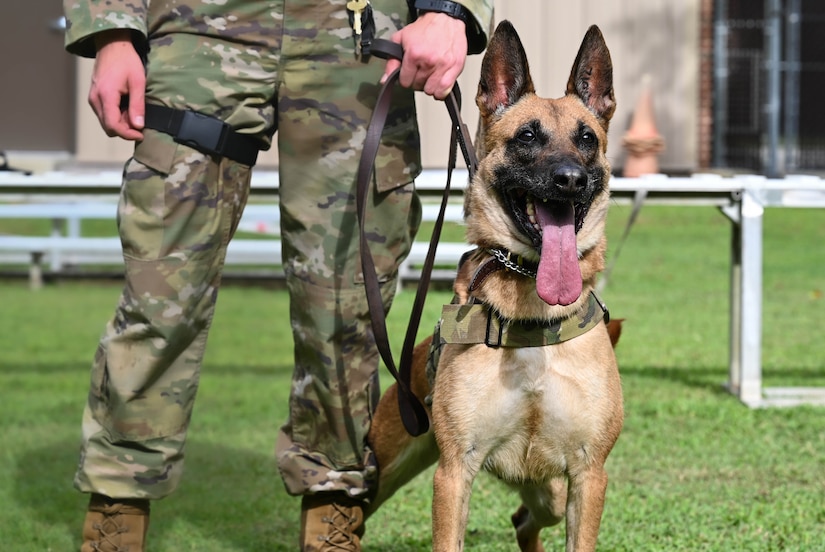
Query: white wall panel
74 0 700 172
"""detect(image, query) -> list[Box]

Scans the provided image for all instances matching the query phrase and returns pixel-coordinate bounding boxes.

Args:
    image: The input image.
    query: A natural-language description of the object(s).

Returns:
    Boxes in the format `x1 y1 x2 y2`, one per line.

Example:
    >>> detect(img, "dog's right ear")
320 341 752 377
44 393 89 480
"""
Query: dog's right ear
476 20 536 121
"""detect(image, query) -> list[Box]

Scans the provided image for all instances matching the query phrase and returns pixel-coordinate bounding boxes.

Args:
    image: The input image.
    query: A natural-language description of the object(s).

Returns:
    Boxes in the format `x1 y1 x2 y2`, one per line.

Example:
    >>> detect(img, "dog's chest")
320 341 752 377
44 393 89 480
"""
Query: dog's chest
441 345 605 482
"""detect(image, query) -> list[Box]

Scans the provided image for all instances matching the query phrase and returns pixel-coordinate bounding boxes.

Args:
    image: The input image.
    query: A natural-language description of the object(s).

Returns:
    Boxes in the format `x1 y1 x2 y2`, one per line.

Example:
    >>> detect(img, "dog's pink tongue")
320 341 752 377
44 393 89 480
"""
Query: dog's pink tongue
535 201 581 306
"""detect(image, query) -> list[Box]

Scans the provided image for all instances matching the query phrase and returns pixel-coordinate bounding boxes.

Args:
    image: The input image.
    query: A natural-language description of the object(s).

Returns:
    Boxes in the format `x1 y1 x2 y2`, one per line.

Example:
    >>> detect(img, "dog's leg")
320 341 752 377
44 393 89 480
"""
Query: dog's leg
511 506 547 552
564 466 609 552
511 478 567 552
432 458 477 552
366 337 438 518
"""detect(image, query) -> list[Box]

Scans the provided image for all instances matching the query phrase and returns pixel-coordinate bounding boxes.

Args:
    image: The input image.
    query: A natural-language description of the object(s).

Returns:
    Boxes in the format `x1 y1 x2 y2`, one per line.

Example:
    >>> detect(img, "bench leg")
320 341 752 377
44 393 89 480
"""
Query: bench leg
30 252 44 290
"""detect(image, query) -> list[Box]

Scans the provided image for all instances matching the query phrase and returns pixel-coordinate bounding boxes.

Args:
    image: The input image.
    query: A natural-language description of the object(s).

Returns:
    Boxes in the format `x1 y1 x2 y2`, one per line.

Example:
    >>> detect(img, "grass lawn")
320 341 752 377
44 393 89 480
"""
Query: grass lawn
0 204 823 551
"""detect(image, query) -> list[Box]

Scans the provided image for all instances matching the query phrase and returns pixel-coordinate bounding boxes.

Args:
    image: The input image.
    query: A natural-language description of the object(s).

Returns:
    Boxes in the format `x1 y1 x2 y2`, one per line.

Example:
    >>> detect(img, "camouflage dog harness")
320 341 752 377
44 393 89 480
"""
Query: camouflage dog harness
424 249 611 398
439 290 609 348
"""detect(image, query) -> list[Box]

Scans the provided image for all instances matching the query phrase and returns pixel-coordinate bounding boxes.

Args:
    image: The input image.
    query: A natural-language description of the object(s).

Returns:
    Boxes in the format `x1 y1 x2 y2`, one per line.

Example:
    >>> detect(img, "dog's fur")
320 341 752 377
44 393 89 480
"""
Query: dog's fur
367 21 624 552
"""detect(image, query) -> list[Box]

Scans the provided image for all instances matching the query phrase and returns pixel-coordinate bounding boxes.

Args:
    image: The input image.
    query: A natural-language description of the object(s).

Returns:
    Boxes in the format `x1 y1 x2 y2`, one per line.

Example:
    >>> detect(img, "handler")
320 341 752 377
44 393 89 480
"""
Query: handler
63 0 492 550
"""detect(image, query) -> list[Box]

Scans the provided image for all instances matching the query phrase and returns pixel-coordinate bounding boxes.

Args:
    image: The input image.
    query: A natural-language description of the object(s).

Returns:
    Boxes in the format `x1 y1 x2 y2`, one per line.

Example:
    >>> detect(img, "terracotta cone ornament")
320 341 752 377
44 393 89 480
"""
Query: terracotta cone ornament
622 74 665 177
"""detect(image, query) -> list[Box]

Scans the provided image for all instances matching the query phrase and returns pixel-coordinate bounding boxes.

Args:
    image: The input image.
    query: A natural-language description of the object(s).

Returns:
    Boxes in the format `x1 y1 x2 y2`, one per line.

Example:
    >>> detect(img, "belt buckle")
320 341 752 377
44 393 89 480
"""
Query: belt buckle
176 111 228 154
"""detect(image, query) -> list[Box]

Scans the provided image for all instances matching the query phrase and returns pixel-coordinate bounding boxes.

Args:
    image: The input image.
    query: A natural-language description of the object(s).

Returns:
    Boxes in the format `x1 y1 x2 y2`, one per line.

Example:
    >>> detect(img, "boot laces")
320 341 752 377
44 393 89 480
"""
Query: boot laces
317 502 361 551
90 508 130 552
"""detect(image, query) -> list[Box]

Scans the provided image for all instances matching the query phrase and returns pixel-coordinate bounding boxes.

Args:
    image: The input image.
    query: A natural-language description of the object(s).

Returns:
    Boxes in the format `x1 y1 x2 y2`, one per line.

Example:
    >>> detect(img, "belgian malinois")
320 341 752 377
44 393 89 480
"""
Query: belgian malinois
367 21 623 552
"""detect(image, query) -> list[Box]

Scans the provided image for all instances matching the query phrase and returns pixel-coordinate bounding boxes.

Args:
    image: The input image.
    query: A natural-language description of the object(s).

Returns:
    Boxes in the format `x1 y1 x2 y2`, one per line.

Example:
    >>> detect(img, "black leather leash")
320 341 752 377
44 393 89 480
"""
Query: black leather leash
357 39 477 436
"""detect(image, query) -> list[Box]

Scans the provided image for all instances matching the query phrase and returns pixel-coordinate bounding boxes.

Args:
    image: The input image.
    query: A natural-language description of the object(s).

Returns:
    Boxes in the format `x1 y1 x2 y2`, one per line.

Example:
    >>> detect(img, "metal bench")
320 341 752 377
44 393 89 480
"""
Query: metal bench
3 170 825 407
0 196 468 288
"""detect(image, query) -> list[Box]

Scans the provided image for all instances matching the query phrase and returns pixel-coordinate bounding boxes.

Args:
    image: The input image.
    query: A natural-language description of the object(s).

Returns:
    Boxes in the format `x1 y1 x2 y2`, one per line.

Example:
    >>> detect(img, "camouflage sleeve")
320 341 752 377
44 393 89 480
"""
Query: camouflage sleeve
454 0 493 54
63 0 148 58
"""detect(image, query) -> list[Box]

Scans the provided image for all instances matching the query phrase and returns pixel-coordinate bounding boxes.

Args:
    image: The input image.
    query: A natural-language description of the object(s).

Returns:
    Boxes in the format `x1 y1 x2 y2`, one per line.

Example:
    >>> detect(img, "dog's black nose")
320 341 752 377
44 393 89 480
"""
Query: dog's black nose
552 166 587 194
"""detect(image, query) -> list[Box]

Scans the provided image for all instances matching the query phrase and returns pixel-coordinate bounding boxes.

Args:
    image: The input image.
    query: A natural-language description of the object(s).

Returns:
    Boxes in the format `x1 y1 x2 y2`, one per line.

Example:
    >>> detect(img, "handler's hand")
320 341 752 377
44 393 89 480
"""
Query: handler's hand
89 30 145 141
382 12 467 100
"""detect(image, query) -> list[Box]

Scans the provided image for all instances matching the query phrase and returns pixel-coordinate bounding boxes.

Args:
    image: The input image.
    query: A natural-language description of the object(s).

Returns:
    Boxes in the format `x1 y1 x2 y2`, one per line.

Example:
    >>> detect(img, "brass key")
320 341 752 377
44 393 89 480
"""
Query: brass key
347 0 368 37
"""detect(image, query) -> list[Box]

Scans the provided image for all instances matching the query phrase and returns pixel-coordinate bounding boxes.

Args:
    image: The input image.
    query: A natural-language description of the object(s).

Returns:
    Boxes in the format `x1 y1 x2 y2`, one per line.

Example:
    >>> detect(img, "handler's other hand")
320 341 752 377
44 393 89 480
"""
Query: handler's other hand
89 30 146 141
382 12 468 101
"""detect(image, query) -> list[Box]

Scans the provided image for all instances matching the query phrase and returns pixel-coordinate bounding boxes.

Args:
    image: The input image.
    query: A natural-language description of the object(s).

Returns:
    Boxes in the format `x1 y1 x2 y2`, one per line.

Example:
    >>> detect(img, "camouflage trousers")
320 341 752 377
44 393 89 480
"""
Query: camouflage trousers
74 0 422 500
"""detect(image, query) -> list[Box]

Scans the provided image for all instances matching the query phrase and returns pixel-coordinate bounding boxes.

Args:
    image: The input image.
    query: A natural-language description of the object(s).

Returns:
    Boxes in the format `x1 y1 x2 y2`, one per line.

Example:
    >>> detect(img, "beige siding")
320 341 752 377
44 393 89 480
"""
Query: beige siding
74 0 700 172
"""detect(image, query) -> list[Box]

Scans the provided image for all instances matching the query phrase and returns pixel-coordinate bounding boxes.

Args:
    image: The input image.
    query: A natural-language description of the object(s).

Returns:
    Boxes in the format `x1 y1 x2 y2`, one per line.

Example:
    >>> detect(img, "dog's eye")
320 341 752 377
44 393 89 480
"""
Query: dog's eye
517 130 536 144
580 131 596 146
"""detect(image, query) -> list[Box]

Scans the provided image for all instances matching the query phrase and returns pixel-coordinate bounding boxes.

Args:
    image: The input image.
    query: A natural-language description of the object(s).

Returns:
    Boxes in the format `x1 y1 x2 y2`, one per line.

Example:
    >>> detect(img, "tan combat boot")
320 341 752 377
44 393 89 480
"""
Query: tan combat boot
300 492 365 552
81 493 150 552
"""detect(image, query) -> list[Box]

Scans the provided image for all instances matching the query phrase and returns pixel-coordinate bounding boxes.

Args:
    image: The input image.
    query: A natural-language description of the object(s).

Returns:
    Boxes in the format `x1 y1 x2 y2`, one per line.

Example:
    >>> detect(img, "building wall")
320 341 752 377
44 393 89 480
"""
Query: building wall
73 0 701 173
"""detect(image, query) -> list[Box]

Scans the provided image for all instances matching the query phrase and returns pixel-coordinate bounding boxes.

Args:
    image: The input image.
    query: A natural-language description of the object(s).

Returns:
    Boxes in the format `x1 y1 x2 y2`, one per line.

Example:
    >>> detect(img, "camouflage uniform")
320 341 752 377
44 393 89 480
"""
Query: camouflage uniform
64 0 492 501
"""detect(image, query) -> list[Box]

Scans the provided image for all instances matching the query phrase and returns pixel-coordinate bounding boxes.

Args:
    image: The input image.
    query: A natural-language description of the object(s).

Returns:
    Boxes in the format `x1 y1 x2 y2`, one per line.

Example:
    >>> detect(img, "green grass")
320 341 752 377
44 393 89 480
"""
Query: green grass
1 204 824 550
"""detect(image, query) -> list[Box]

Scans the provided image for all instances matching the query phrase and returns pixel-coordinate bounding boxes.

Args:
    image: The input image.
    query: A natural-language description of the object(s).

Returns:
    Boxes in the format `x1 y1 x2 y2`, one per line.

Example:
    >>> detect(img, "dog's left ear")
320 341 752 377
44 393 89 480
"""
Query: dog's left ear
476 20 536 121
566 25 616 128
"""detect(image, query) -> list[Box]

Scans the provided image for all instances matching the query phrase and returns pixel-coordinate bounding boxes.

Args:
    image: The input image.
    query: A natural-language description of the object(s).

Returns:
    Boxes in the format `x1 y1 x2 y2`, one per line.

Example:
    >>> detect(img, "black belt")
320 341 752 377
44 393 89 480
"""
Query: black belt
143 104 260 166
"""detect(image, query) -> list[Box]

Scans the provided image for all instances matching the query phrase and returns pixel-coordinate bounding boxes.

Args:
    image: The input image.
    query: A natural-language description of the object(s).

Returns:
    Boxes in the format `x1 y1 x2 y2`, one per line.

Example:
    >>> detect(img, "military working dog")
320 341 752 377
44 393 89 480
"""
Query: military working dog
367 21 624 552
